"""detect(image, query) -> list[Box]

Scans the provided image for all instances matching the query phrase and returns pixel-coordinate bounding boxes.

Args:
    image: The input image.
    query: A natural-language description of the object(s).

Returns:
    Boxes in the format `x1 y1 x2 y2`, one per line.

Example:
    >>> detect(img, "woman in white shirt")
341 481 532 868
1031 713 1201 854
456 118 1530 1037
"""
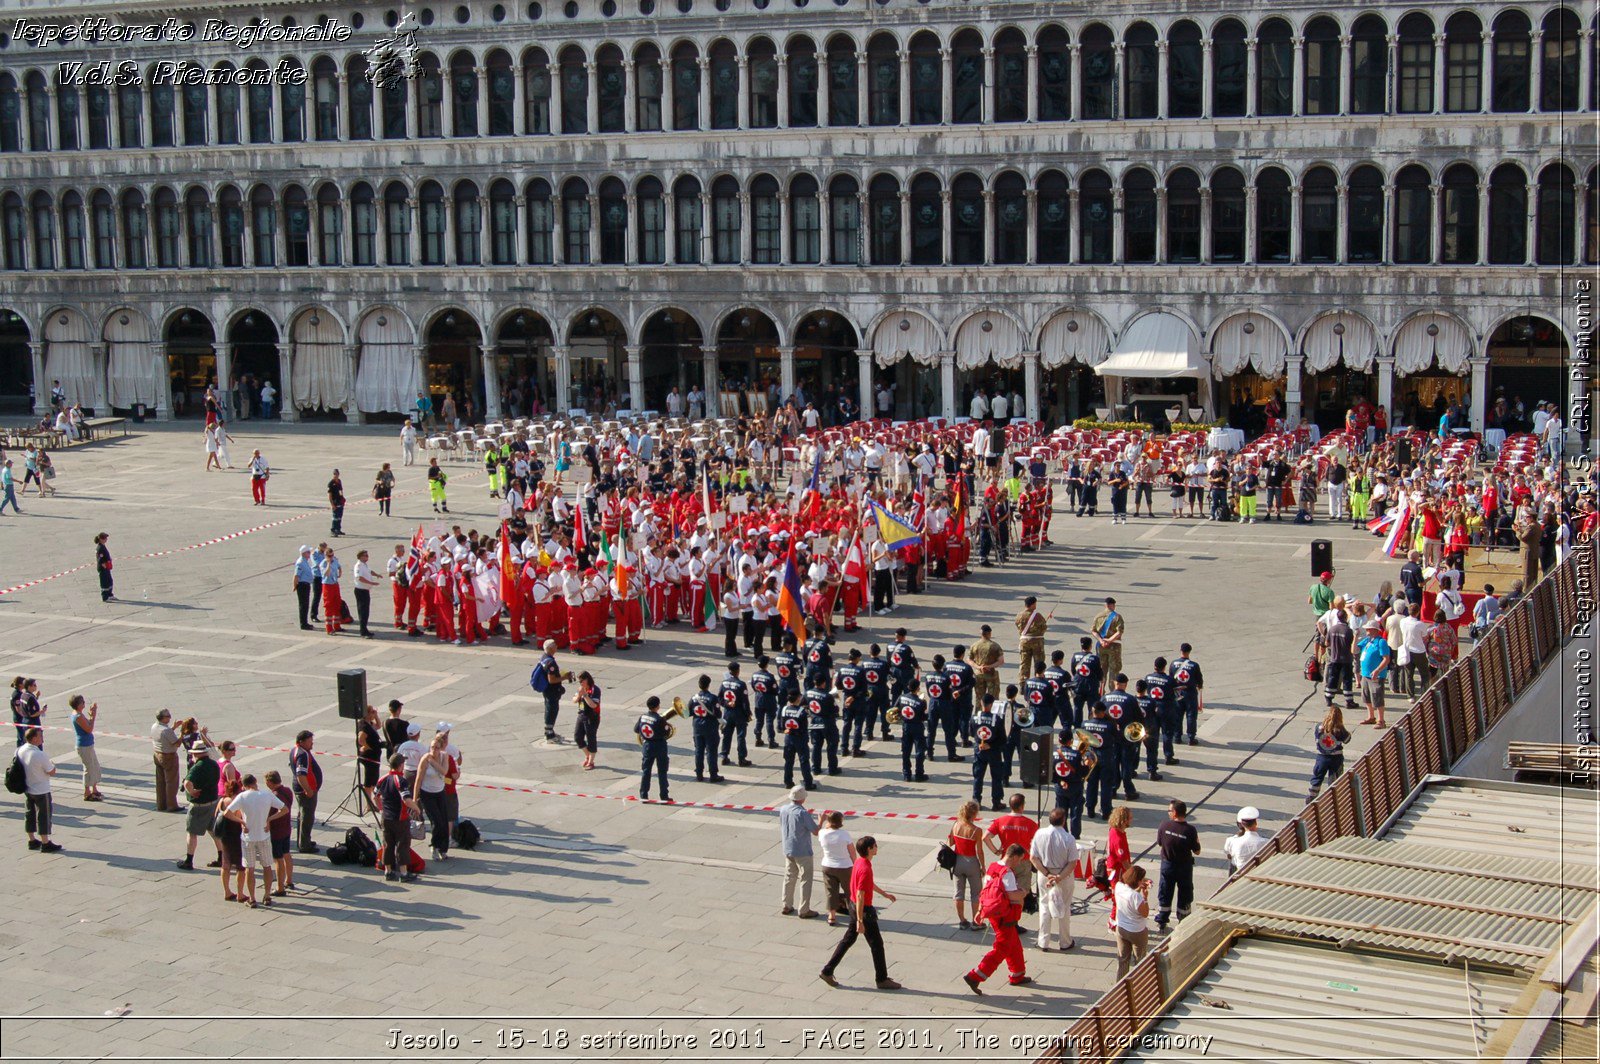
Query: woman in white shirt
412 732 453 861
1113 865 1151 978
817 810 856 926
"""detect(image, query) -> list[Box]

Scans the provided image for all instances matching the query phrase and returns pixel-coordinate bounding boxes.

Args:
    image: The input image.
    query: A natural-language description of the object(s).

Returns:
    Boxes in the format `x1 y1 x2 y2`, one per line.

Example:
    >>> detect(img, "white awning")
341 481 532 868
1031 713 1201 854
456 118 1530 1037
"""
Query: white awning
1095 312 1206 379
1039 310 1110 369
1210 312 1288 378
1301 312 1379 373
1393 312 1472 375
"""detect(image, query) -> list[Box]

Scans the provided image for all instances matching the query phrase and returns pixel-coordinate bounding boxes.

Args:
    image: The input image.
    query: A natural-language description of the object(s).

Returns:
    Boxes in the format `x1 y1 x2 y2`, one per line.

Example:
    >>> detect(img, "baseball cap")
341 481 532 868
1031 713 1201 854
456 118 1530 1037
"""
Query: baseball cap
1237 806 1260 822
406 723 422 736
1320 570 1334 580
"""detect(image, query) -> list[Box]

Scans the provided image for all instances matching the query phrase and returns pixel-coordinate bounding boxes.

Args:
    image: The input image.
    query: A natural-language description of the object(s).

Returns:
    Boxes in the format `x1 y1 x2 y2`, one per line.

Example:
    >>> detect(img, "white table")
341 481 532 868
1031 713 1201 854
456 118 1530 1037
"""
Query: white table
1483 428 1507 453
1207 427 1246 452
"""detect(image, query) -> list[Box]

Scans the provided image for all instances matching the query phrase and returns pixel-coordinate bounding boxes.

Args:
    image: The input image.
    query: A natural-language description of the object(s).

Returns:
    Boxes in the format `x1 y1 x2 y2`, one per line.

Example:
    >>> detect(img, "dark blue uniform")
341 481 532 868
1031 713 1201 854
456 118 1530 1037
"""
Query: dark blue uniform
923 669 956 760
1021 675 1055 732
862 655 890 741
779 701 814 788
688 691 722 781
1051 742 1086 837
1068 651 1102 727
1080 715 1118 817
1043 662 1072 728
719 676 751 763
836 663 868 754
945 659 976 743
969 704 1009 807
1171 657 1204 742
774 651 802 703
1308 723 1349 802
804 686 840 776
802 637 833 689
634 709 671 800
1143 670 1180 761
750 667 779 745
1136 693 1161 776
893 692 927 781
1101 690 1142 799
887 641 918 702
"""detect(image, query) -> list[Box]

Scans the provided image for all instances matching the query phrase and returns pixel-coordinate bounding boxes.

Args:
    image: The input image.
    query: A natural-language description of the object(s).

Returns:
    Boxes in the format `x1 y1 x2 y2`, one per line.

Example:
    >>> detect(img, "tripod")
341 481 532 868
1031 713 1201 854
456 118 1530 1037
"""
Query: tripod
324 723 381 833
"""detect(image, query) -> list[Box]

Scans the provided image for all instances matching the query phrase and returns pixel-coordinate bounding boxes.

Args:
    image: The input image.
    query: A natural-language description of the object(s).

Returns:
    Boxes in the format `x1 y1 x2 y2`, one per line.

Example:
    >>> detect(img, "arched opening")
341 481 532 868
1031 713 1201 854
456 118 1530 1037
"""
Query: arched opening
995 171 1027 263
523 47 552 134
872 313 941 419
1303 17 1341 115
494 311 556 416
165 309 216 418
1397 13 1436 113
671 43 701 131
43 309 96 413
867 33 900 126
951 29 984 123
748 38 778 128
825 35 858 127
1348 165 1385 263
450 51 479 136
355 308 420 418
1444 12 1482 112
1212 19 1247 116
1393 164 1432 263
105 310 154 414
1166 168 1201 263
909 173 942 265
559 45 588 134
909 31 943 125
1122 168 1157 262
793 310 860 421
1300 312 1379 431
954 313 1027 417
868 174 901 264
829 175 860 264
0 310 32 412
1488 163 1529 264
1392 314 1472 430
289 308 349 421
1351 15 1389 114
1486 316 1568 431
1441 163 1479 264
640 308 704 412
1211 313 1289 435
425 310 483 422
1035 170 1069 264
710 39 738 129
1039 311 1109 423
1079 169 1113 263
994 28 1028 122
1037 26 1071 121
715 309 780 415
596 44 625 132
786 36 818 128
1491 11 1532 112
790 175 821 265
633 43 663 131
1541 9 1580 112
1080 24 1116 119
1124 23 1158 119
568 308 626 413
950 173 984 265
598 176 627 264
228 311 283 419
1537 163 1577 265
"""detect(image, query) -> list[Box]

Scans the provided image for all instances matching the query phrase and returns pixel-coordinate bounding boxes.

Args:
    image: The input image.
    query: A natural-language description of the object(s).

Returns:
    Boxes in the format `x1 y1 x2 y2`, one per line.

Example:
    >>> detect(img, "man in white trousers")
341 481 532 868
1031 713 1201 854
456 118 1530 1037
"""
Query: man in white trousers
1029 807 1079 951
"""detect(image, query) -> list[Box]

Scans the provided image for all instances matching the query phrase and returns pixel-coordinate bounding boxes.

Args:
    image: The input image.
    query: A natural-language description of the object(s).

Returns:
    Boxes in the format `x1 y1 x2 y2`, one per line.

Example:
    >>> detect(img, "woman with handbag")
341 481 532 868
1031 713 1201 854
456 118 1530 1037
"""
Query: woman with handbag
412 732 452 862
948 801 986 931
373 463 395 518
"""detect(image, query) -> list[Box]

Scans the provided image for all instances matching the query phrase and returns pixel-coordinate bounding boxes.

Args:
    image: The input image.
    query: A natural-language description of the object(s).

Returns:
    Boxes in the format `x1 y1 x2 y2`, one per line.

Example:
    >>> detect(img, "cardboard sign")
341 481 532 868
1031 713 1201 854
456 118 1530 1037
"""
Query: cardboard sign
498 502 514 520
726 495 749 514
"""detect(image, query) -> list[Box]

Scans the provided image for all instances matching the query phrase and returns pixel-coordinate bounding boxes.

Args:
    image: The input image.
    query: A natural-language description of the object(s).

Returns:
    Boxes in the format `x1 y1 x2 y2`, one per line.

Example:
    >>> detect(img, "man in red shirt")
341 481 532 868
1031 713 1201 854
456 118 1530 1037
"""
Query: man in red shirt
819 836 902 990
987 793 1040 903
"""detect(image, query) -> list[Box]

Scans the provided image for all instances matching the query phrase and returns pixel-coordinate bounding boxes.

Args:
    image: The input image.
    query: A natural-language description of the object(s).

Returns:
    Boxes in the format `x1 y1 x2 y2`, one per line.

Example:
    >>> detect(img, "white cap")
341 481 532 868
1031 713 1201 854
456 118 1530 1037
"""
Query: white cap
436 722 453 734
790 786 807 803
299 545 311 553
1237 806 1260 823
406 723 422 736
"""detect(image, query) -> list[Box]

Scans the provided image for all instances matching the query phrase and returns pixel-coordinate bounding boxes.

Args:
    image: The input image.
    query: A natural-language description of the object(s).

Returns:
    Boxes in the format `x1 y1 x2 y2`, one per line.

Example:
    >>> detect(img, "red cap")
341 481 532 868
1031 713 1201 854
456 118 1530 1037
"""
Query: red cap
1320 570 1334 580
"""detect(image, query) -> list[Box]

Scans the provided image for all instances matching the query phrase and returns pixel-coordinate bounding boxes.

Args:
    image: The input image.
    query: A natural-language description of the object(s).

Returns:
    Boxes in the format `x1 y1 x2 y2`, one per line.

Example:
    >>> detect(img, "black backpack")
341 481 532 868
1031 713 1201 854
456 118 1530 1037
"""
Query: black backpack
326 843 351 865
344 826 378 867
4 754 26 795
453 820 481 850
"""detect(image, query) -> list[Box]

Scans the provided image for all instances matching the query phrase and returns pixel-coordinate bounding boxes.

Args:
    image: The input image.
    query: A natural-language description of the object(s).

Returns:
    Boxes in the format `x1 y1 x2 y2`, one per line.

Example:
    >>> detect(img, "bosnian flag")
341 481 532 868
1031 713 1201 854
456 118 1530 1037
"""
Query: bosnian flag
1381 504 1412 558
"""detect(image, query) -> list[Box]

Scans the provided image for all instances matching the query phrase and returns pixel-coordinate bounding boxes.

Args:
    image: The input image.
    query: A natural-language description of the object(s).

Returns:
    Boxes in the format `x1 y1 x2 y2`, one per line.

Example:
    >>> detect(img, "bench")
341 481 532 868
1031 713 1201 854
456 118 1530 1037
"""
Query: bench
82 416 129 441
3 428 67 450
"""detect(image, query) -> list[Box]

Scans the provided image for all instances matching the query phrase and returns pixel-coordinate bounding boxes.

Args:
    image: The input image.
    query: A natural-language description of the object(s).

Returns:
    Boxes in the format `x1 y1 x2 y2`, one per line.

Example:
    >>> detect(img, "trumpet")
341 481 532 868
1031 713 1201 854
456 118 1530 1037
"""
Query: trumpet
1072 727 1104 749
1124 721 1148 744
1014 703 1035 728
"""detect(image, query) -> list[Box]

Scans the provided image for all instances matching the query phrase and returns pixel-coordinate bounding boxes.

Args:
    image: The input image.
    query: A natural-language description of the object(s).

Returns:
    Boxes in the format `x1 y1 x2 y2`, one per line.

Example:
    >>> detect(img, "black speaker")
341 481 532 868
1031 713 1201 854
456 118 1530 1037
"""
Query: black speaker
337 669 367 720
1016 726 1055 787
1311 539 1333 578
1394 438 1413 466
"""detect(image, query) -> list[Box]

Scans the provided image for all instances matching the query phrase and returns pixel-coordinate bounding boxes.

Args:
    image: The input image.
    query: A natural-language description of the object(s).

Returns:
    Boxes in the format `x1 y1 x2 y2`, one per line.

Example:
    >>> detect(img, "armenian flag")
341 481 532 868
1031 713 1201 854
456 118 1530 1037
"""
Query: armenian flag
776 542 807 642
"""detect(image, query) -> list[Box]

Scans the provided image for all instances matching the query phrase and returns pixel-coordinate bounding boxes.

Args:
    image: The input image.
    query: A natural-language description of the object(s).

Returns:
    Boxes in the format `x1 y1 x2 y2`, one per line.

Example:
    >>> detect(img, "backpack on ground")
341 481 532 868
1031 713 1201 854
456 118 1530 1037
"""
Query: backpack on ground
453 819 481 850
1305 655 1323 683
976 861 1021 925
4 754 26 794
344 826 378 867
326 843 351 865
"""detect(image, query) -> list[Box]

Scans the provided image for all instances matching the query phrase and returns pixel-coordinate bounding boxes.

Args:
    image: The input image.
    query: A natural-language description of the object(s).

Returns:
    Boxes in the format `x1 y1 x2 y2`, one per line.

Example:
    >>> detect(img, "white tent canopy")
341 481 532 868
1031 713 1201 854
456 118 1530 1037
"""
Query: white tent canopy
1210 312 1288 378
1095 312 1206 379
1301 311 1378 373
871 311 942 367
1393 313 1472 375
1038 310 1110 369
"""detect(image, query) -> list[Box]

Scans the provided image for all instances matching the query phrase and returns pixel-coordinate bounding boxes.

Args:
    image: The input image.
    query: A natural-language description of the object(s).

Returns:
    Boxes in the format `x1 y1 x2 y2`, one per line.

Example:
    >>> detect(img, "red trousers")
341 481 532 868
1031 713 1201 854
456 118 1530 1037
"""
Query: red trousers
564 600 585 650
321 585 344 632
648 582 668 626
665 583 681 624
508 598 528 644
613 599 632 649
689 581 708 631
251 477 267 504
929 530 949 570
392 583 408 627
434 599 454 642
458 601 479 643
548 601 569 649
621 598 643 643
970 920 1026 983
533 598 552 642
842 581 863 628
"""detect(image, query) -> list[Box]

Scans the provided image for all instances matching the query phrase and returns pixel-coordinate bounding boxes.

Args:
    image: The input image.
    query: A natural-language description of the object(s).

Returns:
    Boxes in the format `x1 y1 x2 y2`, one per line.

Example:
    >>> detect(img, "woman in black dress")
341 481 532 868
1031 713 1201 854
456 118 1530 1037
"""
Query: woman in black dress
216 775 245 902
358 704 383 814
94 532 114 601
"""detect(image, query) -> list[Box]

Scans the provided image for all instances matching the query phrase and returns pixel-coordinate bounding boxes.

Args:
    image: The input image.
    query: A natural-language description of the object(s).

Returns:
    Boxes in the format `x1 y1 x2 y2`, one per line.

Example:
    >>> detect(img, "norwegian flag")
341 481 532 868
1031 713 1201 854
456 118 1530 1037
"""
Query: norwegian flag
403 526 426 584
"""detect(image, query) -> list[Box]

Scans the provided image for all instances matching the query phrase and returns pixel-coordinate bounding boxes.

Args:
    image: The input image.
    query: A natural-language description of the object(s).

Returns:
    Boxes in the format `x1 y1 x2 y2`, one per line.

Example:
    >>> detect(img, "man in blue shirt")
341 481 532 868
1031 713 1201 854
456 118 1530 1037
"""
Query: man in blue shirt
1356 621 1392 728
415 391 435 431
0 459 19 514
292 546 316 630
779 786 819 919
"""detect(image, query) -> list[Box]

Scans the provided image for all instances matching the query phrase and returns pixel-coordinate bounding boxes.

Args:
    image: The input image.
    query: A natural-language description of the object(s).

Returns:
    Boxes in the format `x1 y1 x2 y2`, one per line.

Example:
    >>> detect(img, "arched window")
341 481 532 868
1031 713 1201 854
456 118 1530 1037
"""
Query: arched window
283 184 310 266
868 174 901 265
673 176 702 263
490 179 517 263
56 73 79 150
637 176 666 264
596 45 625 133
1124 23 1159 119
384 182 410 265
994 29 1028 122
86 83 112 148
313 57 339 140
454 180 481 265
1393 164 1432 263
152 187 178 268
1166 168 1201 262
419 181 446 265
347 57 374 139
1037 27 1071 121
150 70 175 146
1 193 24 268
750 175 779 264
710 40 738 130
910 32 943 125
61 190 85 268
1347 165 1384 263
316 184 340 265
1445 13 1483 112
1123 168 1157 262
1079 169 1113 263
450 52 479 136
1542 10 1580 112
1397 14 1436 114
826 35 859 126
1255 167 1291 262
1303 17 1340 115
562 177 591 264
790 174 821 264
711 175 740 263
951 30 983 123
672 43 701 131
120 81 145 146
1211 167 1246 262
867 34 900 126
559 47 586 134
487 50 515 135
950 173 983 265
279 59 306 142
1081 25 1116 119
381 63 408 139
181 71 208 145
1492 12 1531 112
186 188 212 268
0 75 24 152
25 72 49 151
26 193 52 265
634 44 663 132
1440 164 1479 264
1300 166 1337 263
598 176 626 264
351 182 376 265
829 175 860 264
1351 15 1388 114
1257 19 1293 116
213 67 238 145
122 189 148 268
525 179 554 264
1487 163 1528 263
995 172 1026 263
524 48 552 134
1212 20 1248 117
787 37 818 128
1036 170 1070 263
1537 164 1576 264
219 186 243 266
245 62 272 142
1169 22 1203 117
748 38 778 128
91 189 116 268
417 53 444 136
909 173 942 265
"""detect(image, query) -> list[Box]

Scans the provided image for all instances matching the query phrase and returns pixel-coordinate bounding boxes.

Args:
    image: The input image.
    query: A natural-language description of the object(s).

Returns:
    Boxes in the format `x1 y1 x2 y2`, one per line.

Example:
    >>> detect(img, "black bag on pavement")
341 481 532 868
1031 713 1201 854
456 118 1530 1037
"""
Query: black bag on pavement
326 844 351 865
344 826 378 867
453 820 481 849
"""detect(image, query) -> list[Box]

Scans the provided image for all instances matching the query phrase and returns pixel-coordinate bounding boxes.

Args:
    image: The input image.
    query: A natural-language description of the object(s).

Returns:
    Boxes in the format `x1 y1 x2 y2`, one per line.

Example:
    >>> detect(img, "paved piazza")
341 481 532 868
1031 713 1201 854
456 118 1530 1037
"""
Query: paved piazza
0 425 1407 1061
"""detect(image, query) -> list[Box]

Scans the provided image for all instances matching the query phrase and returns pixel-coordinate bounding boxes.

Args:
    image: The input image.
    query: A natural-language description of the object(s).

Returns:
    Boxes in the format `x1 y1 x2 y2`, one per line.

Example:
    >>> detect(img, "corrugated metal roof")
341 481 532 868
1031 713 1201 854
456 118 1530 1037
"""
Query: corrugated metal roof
1121 938 1528 1062
1384 779 1600 865
1190 839 1597 970
1534 1020 1598 1062
1316 836 1600 892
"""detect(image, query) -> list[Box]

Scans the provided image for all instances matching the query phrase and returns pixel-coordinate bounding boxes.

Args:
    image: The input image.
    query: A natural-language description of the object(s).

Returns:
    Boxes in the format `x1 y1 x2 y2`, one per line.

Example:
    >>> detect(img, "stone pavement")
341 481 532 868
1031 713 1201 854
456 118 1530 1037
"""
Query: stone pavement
0 424 1419 1062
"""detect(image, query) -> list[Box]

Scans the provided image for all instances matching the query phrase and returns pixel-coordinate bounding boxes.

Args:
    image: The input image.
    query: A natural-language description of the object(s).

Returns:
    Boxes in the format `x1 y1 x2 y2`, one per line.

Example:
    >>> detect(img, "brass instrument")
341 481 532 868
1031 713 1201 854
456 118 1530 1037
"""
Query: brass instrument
1072 727 1103 749
1124 721 1148 744
636 696 687 746
885 706 900 728
1014 703 1035 728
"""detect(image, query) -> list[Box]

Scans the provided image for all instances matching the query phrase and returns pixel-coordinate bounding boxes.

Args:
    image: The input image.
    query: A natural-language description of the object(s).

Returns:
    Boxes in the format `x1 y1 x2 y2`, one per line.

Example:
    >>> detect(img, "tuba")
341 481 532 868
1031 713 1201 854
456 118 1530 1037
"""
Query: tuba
1070 730 1100 773
1014 703 1035 728
1124 721 1148 744
1072 727 1104 749
637 697 687 746
885 705 901 727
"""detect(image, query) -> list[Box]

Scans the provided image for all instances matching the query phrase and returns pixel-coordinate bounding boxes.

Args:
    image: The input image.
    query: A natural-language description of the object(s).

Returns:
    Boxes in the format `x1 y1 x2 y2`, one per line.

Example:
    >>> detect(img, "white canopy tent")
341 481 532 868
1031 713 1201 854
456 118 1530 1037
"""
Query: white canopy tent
1094 312 1211 419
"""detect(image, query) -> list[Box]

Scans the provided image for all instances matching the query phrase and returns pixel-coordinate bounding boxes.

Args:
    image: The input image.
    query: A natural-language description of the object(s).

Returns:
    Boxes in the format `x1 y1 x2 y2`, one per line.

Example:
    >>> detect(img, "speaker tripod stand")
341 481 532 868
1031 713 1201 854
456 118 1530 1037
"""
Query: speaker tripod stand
323 724 381 833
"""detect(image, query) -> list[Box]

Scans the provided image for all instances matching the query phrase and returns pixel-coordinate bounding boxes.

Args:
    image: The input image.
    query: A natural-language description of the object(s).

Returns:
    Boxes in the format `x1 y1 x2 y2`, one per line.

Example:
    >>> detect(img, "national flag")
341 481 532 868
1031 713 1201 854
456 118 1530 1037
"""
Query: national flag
1366 511 1397 534
951 482 967 539
404 526 425 584
667 488 680 539
798 445 823 520
842 531 866 586
572 487 587 551
868 499 923 551
1382 503 1412 558
776 543 808 643
498 520 516 603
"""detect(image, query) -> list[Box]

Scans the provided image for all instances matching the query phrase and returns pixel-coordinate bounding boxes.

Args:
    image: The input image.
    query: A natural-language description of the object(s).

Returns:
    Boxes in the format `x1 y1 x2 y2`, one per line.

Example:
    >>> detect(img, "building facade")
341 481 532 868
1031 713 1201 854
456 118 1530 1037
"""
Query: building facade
0 0 1592 430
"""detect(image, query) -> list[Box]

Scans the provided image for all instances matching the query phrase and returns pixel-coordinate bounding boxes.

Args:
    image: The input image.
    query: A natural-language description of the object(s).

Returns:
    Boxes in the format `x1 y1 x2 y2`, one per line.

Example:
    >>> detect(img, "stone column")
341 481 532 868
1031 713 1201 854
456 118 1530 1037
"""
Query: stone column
1244 186 1257 262
1289 183 1303 262
736 55 749 129
856 348 873 420
698 58 712 130
1429 183 1443 263
898 50 911 125
625 343 644 412
1202 39 1214 117
1523 191 1537 264
1245 37 1258 117
817 53 830 124
981 47 995 123
817 191 831 264
1022 350 1041 421
701 344 720 413
279 342 300 423
1432 35 1446 113
407 197 422 265
940 48 953 123
776 55 789 127
779 345 797 403
344 344 365 424
552 343 572 413
623 61 636 132
1068 189 1080 261
1112 42 1125 117
586 62 600 132
738 192 752 263
1581 29 1595 112
1476 181 1490 264
857 51 869 125
1111 187 1125 262
1291 37 1304 115
699 192 712 263
938 350 956 421
856 189 869 264
1155 188 1168 261
1467 355 1489 432
1480 32 1493 111
899 190 912 263
940 189 952 264
214 341 232 420
336 73 350 140
1158 41 1170 118
1336 183 1349 262
1380 183 1395 263
153 341 171 421
514 62 528 135
1025 45 1039 122
273 202 288 267
1069 44 1082 120
624 194 638 265
1200 188 1213 261
664 192 678 263
1025 188 1038 263
1376 355 1395 416
28 342 46 417
92 343 109 414
1339 35 1352 114
1284 353 1304 427
1529 32 1544 114
482 343 501 419
476 65 489 133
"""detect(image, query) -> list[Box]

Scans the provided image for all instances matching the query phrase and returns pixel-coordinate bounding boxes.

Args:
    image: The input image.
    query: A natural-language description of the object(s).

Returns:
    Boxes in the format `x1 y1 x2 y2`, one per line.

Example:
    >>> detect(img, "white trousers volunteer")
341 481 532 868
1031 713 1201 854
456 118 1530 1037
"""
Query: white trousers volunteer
1037 873 1074 949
